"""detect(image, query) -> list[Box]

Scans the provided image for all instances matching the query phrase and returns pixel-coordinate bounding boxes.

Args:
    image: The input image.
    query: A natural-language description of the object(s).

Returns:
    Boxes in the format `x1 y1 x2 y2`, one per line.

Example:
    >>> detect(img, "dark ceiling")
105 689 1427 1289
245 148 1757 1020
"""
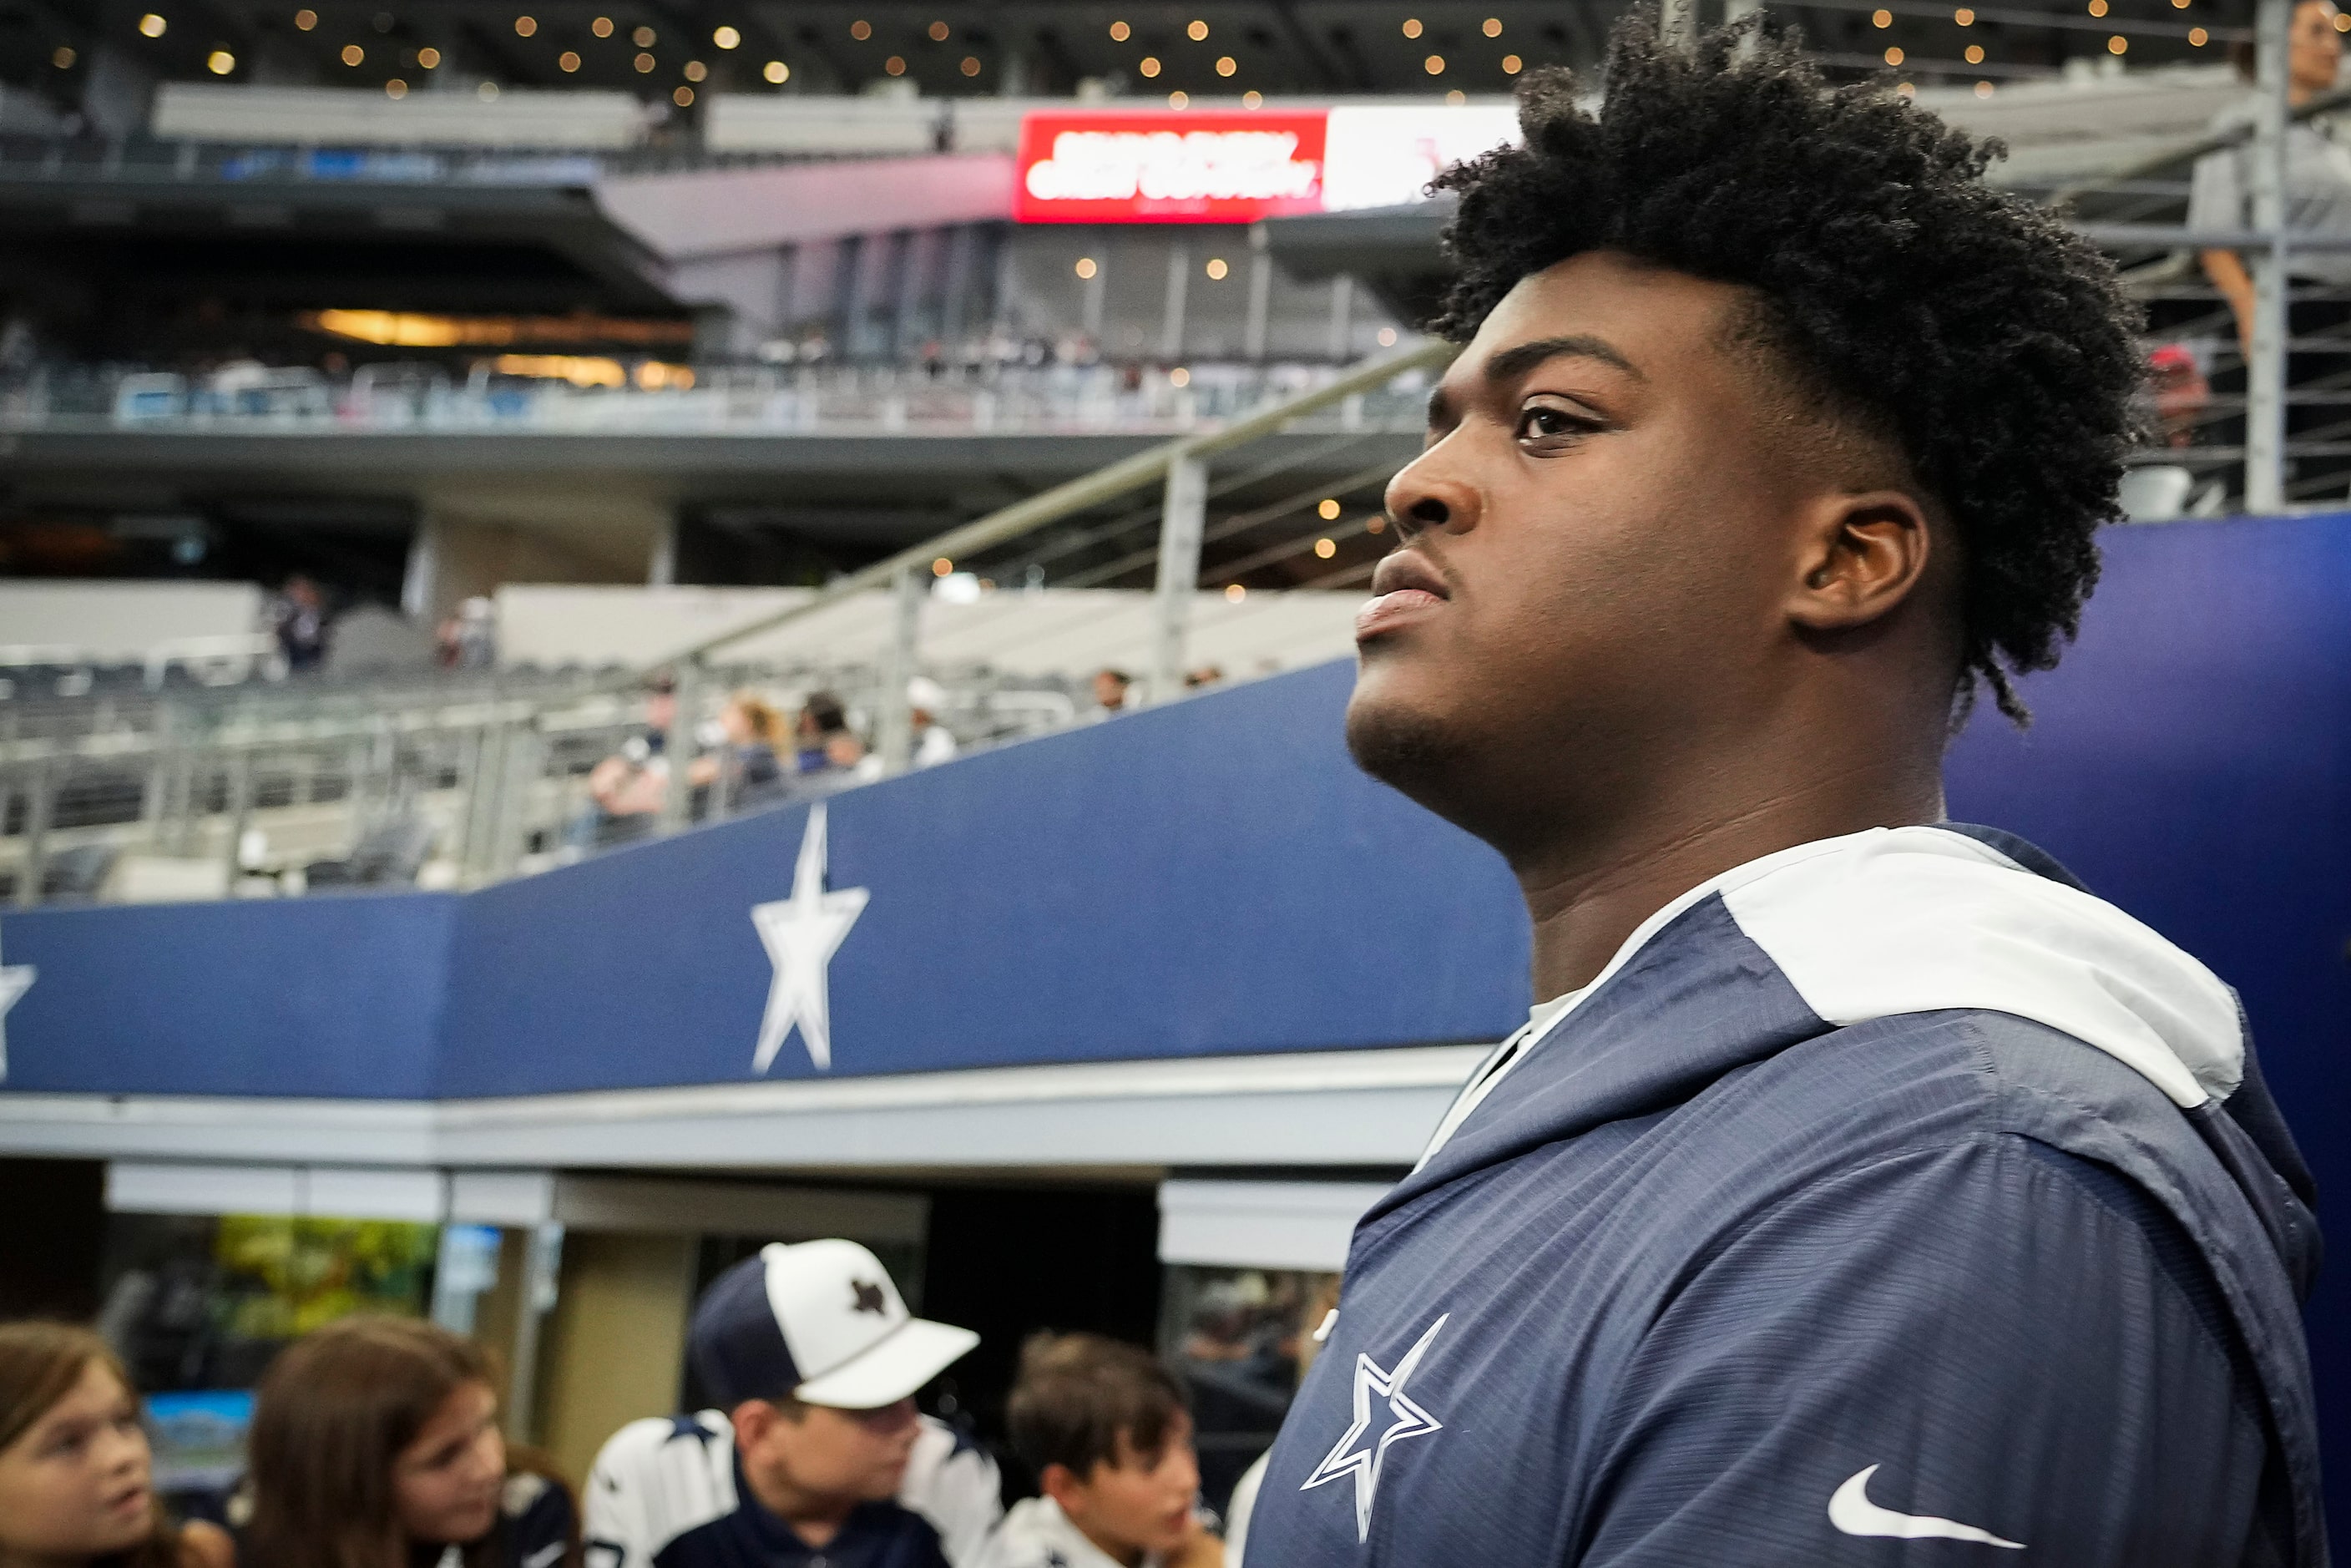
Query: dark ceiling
4 0 2261 114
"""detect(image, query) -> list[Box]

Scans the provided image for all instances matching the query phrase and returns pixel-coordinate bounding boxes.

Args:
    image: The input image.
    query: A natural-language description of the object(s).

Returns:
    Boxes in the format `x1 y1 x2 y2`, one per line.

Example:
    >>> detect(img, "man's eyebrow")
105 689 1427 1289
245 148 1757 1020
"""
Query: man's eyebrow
1484 334 1645 385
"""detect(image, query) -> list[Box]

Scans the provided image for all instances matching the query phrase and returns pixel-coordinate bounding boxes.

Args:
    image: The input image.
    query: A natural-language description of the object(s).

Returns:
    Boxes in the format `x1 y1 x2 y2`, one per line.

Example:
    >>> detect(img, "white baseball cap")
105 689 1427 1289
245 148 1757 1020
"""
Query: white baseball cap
689 1239 978 1410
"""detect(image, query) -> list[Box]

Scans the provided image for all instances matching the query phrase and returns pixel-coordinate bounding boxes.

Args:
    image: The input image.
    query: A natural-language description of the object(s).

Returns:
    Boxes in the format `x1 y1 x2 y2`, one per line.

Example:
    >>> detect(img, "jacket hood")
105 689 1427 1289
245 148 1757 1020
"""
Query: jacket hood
1711 824 2245 1108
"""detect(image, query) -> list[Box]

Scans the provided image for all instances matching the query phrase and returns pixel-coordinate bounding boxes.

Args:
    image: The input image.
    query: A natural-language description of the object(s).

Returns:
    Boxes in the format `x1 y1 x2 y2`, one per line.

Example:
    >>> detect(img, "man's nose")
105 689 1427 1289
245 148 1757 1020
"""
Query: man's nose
1383 446 1480 539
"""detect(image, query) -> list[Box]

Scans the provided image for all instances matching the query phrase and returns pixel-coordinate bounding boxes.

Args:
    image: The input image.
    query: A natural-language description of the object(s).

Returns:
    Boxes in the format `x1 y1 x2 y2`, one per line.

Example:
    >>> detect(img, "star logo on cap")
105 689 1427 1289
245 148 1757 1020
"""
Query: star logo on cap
851 1279 888 1315
1299 1313 1449 1543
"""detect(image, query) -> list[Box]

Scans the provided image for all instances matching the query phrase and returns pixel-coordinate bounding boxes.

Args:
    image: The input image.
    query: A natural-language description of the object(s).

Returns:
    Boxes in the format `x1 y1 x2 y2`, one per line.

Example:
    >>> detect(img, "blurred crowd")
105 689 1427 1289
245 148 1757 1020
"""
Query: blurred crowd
1 1237 1260 1568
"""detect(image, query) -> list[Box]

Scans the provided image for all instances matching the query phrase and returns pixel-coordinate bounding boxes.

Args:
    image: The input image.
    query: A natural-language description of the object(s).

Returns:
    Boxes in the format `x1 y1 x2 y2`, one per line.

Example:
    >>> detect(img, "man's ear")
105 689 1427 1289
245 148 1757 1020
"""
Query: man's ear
1785 490 1934 633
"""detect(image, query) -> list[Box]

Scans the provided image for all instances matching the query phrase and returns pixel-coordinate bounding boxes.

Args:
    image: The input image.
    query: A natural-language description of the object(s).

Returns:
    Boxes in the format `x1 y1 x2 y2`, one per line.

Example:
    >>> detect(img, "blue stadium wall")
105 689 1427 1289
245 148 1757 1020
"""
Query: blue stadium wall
2 512 2349 1543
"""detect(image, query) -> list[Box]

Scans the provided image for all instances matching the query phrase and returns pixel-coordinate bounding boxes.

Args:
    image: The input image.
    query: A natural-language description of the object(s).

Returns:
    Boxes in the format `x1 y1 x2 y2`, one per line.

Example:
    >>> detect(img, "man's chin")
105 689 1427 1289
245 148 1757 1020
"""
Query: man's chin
1344 685 1471 810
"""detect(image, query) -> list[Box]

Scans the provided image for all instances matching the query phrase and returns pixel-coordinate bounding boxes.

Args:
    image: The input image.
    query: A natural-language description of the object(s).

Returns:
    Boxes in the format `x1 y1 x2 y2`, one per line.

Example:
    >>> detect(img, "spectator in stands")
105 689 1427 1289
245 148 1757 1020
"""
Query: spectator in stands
435 599 498 671
240 1316 575 1568
575 676 675 843
2195 0 2351 495
1182 667 1224 690
977 1334 1220 1568
2150 345 2214 450
0 1323 231 1568
791 693 868 776
686 692 788 809
1090 670 1132 718
908 677 959 768
269 576 329 675
584 1240 999 1568
2197 0 2349 357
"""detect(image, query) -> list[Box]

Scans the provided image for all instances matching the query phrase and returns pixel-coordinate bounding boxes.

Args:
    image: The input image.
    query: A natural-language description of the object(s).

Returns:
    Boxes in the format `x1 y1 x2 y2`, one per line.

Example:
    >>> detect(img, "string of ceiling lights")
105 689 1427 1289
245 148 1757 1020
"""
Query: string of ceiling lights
67 1 2288 110
1772 0 2271 98
83 5 1543 104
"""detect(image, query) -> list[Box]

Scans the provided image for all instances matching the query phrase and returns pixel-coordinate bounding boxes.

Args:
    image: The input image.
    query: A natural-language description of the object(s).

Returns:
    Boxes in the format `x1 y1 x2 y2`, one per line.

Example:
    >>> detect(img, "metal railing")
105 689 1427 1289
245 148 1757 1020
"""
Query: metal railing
0 660 1095 905
0 340 1448 905
0 359 1429 441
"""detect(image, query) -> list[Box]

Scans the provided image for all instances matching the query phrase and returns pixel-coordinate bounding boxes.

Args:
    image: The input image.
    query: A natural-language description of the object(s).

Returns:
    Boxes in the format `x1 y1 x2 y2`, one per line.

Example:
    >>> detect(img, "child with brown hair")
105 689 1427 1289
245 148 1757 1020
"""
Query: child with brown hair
976 1335 1220 1568
240 1315 575 1568
0 1323 232 1568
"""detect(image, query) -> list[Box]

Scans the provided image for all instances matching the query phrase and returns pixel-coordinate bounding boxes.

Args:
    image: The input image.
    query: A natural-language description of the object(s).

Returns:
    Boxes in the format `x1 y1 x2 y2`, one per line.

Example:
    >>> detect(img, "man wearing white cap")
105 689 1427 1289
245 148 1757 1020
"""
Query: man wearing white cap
584 1239 1001 1568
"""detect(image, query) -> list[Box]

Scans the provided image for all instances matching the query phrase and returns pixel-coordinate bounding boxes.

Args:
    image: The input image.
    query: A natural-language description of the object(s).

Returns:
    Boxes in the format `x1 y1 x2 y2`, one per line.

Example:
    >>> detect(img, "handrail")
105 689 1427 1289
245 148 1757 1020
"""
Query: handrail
2046 83 2351 210
629 336 1457 680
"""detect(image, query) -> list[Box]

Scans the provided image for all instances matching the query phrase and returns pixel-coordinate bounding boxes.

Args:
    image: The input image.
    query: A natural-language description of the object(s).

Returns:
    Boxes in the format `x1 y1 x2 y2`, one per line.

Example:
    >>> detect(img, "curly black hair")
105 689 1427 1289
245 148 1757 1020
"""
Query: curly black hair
1430 16 2143 723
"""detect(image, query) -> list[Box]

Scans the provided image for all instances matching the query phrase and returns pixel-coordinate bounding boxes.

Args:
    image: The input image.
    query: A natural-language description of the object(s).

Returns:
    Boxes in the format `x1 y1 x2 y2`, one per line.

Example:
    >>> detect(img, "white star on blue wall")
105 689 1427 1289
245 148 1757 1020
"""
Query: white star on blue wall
0 928 34 1085
749 803 869 1074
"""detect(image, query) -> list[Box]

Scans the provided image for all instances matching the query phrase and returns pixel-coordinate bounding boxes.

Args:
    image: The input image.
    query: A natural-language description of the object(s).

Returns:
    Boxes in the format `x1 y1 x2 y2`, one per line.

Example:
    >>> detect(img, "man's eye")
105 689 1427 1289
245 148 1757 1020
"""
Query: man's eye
1517 405 1594 441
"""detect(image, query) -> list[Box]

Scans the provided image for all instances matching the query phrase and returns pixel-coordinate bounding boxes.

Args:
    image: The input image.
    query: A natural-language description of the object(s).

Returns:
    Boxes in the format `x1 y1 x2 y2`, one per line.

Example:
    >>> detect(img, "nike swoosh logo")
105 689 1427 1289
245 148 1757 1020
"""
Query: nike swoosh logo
1828 1465 2024 1550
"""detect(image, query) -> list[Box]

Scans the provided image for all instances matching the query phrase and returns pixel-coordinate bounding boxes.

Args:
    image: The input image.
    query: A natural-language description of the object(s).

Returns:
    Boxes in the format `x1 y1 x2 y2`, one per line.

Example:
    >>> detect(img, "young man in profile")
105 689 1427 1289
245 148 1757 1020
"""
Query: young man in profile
1246 19 2324 1567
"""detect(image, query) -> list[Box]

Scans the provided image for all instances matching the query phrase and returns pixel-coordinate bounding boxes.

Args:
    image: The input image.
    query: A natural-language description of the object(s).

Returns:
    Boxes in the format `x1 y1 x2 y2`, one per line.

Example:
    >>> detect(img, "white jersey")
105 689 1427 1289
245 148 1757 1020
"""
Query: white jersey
966 1497 1167 1568
584 1409 1001 1568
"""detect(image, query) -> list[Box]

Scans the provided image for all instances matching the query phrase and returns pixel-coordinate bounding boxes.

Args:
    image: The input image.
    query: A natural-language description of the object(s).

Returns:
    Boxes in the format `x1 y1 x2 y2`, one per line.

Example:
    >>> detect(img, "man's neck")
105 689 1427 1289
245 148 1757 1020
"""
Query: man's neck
741 1462 858 1550
1514 761 1945 999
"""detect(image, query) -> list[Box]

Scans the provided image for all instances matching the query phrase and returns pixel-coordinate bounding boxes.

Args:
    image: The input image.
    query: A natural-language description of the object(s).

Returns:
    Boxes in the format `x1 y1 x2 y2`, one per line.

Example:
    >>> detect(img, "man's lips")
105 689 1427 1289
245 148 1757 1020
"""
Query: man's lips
1357 549 1449 640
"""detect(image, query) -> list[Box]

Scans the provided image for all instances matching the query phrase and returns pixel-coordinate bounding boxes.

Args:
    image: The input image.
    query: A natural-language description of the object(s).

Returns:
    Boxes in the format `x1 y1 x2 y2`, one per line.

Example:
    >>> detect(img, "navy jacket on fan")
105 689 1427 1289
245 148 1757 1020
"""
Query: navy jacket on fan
1246 825 2325 1566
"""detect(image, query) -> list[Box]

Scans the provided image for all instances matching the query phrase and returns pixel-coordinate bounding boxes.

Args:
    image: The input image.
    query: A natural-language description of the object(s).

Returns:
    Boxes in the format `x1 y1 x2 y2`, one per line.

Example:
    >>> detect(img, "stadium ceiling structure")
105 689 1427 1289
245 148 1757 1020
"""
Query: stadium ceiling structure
3 0 2262 106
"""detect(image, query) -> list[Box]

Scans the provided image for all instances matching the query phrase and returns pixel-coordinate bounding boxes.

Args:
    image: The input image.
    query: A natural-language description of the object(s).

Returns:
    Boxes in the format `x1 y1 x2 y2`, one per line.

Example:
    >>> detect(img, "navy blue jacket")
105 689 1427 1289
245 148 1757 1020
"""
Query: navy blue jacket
1247 826 2323 1565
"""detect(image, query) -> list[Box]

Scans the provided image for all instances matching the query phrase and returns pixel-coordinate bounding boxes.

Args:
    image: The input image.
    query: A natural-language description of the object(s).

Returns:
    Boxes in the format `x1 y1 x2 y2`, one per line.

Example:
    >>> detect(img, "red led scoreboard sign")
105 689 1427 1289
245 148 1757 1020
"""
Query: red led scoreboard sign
1015 109 1330 224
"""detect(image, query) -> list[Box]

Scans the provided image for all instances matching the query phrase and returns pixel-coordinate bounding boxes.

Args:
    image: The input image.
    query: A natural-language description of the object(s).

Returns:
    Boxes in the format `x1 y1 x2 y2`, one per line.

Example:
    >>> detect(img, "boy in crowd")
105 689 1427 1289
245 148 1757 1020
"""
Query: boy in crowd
976 1334 1221 1568
584 1239 1001 1568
